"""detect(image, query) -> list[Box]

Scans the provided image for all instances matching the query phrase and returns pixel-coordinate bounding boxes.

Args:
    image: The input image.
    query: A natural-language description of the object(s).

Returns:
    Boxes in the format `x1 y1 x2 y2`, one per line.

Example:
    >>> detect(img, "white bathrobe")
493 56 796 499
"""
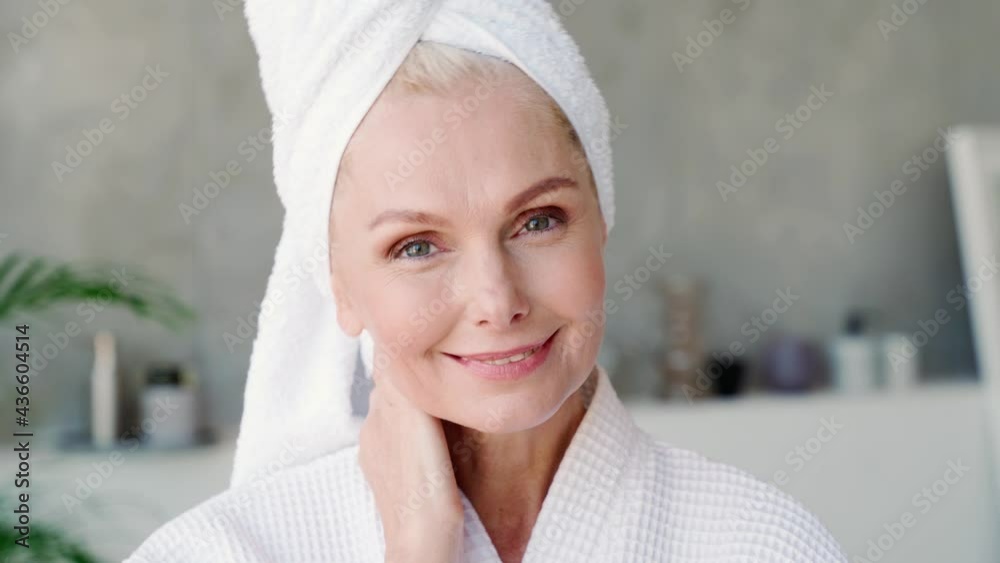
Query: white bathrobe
125 364 848 562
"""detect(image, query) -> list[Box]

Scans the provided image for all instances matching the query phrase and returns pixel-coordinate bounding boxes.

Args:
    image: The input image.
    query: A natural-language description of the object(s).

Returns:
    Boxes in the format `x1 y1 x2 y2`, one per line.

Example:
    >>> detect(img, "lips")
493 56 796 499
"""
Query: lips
446 328 559 381
468 343 545 365
450 333 554 362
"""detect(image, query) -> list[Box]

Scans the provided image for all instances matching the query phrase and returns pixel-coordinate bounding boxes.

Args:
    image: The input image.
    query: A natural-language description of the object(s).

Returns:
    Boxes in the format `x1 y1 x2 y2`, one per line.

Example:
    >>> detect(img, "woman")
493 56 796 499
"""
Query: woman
128 2 848 562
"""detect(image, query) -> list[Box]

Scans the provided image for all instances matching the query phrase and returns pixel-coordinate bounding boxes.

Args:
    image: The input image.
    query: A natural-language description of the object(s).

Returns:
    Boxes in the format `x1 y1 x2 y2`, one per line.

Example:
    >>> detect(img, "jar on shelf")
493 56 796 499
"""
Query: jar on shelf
140 362 199 449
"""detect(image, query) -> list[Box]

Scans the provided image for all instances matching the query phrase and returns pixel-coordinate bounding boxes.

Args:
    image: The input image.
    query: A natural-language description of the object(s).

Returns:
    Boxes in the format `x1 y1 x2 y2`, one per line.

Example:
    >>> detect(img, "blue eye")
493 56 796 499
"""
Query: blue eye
528 216 549 231
397 240 438 260
517 209 566 236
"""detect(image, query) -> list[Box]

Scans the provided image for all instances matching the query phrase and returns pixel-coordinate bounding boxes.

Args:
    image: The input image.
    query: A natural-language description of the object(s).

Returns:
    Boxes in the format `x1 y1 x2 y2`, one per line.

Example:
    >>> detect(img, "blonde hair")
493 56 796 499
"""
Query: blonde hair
385 41 580 145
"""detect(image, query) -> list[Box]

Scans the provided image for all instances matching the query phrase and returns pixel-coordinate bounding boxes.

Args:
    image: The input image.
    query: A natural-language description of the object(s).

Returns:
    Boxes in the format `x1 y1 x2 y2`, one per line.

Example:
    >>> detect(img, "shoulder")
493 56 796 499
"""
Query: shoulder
125 445 373 563
640 437 847 562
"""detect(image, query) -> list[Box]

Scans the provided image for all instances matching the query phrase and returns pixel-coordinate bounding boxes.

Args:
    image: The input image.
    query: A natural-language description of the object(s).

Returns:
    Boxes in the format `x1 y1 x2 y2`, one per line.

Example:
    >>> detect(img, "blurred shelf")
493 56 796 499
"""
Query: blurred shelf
625 375 982 413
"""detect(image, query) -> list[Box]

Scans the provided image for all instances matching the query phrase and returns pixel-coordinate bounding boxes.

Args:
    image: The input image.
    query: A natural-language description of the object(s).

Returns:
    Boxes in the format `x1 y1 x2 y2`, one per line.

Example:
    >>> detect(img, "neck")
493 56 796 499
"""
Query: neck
442 366 599 530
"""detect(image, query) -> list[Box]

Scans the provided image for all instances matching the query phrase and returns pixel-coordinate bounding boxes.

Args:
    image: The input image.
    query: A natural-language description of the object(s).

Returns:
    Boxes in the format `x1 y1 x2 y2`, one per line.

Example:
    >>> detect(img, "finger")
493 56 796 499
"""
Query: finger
369 343 383 386
374 359 410 409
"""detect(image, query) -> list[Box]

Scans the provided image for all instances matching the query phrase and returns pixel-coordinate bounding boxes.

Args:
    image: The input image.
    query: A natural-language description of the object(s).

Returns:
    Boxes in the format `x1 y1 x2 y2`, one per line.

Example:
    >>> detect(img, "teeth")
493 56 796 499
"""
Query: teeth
468 345 541 366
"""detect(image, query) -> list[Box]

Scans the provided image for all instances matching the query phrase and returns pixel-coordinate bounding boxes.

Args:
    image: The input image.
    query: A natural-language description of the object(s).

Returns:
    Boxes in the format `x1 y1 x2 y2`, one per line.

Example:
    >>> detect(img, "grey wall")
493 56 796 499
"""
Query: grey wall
1 0 997 433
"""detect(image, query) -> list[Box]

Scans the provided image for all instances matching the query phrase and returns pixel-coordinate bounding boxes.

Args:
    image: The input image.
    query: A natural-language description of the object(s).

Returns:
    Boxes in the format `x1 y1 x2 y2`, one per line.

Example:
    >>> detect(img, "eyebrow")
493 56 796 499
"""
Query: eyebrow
367 176 579 231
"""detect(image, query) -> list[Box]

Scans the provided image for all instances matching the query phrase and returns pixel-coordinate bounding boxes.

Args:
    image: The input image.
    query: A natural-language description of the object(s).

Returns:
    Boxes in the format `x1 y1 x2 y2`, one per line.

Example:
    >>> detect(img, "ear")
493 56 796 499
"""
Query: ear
329 265 365 337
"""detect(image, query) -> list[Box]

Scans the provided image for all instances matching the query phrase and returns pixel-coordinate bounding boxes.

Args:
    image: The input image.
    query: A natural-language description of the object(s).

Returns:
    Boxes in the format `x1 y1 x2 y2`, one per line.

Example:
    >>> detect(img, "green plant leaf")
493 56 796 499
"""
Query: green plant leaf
0 253 196 333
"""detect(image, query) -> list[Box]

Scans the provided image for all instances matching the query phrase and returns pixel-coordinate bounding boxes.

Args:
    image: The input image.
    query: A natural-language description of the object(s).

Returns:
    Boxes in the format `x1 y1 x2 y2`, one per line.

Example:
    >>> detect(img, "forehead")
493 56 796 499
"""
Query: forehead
338 78 573 208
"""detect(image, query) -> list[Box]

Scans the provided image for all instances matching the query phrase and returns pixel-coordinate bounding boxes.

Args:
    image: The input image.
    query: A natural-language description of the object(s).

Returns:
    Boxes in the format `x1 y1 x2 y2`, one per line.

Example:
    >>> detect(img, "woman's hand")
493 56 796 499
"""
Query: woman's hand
358 344 465 563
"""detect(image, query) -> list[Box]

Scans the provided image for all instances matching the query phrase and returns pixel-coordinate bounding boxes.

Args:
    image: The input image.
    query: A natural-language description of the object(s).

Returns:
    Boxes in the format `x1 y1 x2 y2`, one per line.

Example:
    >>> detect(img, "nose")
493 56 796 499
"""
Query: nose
459 244 529 330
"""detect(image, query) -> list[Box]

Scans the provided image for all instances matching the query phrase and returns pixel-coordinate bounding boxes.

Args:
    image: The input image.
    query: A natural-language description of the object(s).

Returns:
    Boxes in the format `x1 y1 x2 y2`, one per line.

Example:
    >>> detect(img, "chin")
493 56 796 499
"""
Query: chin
449 397 556 434
439 357 599 434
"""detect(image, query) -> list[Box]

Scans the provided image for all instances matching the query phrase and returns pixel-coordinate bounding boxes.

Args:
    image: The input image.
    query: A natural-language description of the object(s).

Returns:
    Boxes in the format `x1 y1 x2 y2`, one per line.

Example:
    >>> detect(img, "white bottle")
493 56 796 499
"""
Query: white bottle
829 312 879 393
141 365 198 449
91 330 119 449
882 332 920 391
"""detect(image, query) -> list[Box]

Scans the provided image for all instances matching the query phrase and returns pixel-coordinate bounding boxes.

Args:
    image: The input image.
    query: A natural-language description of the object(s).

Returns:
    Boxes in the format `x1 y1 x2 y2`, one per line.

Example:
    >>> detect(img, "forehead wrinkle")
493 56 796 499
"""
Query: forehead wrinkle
422 133 493 225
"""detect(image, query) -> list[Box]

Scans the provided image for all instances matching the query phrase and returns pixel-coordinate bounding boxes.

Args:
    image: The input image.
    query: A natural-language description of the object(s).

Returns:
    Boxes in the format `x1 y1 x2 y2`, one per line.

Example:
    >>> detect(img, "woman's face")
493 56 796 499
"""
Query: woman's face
329 73 608 433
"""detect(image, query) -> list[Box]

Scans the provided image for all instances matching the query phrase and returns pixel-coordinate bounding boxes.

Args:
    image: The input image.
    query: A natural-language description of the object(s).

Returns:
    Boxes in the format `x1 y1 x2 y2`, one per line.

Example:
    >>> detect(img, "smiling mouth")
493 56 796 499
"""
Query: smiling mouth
446 329 558 365
465 343 545 365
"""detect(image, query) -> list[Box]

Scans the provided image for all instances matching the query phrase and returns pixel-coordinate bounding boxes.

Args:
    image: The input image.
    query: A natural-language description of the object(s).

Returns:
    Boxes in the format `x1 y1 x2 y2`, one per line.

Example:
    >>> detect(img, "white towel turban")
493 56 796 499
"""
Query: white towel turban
230 0 617 489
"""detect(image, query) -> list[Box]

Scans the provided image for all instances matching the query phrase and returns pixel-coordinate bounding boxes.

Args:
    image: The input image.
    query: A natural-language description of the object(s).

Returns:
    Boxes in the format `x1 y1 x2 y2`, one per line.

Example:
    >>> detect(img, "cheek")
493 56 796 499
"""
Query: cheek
529 233 607 366
528 237 606 323
360 276 456 357
357 276 458 413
